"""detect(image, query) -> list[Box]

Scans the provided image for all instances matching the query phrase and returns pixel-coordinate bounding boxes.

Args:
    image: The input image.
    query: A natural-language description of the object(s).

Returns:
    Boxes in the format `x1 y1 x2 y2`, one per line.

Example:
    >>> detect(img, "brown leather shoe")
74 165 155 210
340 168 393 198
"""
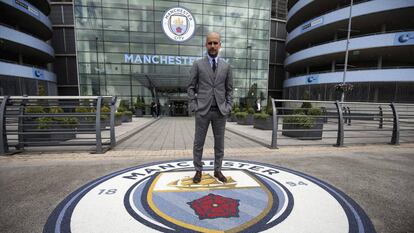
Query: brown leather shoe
193 171 202 184
214 170 227 183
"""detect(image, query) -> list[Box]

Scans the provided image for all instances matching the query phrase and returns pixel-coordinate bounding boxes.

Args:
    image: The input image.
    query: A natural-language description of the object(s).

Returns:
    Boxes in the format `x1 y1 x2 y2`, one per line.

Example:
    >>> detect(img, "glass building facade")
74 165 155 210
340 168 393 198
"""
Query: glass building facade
73 0 271 113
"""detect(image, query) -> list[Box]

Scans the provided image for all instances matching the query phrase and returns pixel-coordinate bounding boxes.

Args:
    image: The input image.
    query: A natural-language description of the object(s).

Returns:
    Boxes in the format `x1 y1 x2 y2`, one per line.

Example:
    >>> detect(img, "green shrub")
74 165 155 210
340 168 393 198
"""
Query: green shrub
36 106 79 129
284 112 314 128
122 111 133 117
117 106 127 112
235 111 248 119
49 106 64 114
247 107 255 114
253 111 270 119
36 117 53 129
134 96 145 109
101 106 111 113
293 108 305 115
265 105 273 115
75 106 94 113
25 106 45 114
284 107 322 128
308 108 322 116
301 102 313 109
60 117 79 128
120 99 134 112
115 112 123 118
100 106 111 120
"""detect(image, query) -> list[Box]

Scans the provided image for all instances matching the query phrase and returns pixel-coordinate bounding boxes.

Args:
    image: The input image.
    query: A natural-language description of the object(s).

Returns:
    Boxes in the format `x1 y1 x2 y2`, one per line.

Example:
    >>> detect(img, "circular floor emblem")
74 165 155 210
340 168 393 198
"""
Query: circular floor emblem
162 7 195 42
44 160 375 233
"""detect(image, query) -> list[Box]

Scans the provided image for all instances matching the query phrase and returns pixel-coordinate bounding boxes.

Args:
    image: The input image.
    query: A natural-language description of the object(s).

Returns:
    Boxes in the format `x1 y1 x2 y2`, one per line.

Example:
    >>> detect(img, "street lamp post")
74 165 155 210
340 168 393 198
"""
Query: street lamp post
95 37 101 95
341 0 354 102
247 45 252 106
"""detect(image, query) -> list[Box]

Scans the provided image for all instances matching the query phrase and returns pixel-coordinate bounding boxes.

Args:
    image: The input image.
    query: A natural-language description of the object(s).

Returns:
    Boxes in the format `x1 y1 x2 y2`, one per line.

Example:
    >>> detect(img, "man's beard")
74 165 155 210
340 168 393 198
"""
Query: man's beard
208 49 218 57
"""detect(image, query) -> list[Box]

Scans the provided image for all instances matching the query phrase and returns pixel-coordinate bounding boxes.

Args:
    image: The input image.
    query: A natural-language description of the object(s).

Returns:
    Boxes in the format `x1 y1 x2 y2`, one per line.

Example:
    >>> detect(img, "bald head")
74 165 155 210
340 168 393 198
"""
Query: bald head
206 32 221 43
205 32 221 58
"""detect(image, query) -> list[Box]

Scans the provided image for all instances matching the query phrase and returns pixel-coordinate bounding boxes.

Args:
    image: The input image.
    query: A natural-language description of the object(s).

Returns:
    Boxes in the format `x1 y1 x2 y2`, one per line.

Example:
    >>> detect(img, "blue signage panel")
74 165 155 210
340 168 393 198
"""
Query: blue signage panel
306 75 319 84
394 32 414 45
301 17 324 32
32 68 44 80
14 0 40 17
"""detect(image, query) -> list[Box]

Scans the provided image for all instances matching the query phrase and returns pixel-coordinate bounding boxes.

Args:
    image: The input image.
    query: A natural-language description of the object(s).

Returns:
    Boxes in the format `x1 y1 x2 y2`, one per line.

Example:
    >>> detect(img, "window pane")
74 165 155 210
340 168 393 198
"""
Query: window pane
249 0 270 9
102 19 129 31
276 22 287 38
129 0 153 10
129 21 154 32
203 4 226 15
249 9 270 19
226 7 248 18
101 0 128 8
154 0 178 11
227 0 249 7
102 8 128 20
179 2 203 14
203 15 225 26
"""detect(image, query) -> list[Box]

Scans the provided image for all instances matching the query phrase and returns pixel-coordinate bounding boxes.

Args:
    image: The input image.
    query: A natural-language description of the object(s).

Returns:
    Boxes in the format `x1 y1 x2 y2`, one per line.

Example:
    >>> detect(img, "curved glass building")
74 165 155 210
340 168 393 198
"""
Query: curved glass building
73 0 271 113
284 0 414 102
0 0 56 95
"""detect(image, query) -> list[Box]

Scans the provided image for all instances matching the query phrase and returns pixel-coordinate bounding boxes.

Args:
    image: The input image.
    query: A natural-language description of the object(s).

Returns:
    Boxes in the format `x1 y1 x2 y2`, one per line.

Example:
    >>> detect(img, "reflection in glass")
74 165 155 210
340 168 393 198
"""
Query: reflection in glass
75 0 271 106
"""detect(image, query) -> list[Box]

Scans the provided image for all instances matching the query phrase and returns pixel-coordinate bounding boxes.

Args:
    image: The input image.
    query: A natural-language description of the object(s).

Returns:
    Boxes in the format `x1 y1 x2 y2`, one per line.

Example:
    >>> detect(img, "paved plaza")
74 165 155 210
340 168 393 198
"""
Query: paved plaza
0 117 413 232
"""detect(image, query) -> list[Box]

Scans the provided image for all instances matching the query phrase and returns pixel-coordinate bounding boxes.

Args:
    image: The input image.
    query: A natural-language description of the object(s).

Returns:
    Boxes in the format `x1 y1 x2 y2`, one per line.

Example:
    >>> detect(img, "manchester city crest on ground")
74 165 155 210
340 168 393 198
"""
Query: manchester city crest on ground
162 7 195 42
44 160 375 233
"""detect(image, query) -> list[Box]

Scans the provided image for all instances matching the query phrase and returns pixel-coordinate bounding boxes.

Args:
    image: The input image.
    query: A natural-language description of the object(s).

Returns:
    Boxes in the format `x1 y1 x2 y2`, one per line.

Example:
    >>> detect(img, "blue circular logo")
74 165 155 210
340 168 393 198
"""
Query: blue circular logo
162 7 196 42
44 160 375 232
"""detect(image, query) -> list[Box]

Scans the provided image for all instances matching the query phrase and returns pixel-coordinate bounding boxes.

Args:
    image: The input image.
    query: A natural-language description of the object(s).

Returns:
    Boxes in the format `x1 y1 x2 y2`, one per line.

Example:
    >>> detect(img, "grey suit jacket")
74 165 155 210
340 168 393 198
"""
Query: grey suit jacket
187 56 233 116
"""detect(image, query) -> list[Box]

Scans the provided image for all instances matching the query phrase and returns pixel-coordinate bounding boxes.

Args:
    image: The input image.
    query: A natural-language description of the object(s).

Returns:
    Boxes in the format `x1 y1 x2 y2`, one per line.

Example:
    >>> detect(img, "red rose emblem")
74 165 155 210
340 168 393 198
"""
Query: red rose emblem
176 27 182 33
187 193 240 220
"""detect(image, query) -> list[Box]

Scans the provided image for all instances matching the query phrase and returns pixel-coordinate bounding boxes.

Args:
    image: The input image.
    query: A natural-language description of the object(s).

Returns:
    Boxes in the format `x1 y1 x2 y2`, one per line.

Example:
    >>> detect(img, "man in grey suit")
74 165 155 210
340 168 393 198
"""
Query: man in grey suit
187 32 233 184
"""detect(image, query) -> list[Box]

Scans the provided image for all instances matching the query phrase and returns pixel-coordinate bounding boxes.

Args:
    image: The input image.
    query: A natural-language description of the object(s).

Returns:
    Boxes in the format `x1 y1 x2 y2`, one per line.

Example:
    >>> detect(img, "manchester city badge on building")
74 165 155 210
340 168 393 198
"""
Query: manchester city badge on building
162 7 196 42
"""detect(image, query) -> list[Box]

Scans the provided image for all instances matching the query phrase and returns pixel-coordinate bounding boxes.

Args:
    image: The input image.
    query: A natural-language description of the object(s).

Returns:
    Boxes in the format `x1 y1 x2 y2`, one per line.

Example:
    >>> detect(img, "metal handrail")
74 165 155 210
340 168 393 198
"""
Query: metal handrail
0 96 117 155
270 99 414 148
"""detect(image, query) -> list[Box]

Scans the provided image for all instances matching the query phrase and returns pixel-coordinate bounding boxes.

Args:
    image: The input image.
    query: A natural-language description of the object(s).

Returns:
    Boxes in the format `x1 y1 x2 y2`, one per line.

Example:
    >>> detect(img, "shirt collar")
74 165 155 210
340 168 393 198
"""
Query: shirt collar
207 54 218 65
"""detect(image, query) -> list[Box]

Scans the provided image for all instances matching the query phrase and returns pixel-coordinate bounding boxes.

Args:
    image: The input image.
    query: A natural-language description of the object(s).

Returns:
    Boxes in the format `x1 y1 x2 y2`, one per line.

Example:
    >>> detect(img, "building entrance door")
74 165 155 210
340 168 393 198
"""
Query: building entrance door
170 100 188 116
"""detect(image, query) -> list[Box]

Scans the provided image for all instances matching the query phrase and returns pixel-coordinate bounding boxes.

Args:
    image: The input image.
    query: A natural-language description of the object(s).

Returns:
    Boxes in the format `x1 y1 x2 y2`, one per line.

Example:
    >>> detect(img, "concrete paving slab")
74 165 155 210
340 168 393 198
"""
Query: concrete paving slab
1 117 413 233
0 144 413 233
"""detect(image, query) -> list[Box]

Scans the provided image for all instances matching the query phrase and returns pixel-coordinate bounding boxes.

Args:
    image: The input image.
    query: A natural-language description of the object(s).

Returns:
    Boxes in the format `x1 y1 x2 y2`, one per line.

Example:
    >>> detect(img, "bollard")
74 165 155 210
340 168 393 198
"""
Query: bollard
270 98 278 149
378 106 383 129
347 106 351 126
110 96 117 148
390 103 400 145
0 96 9 154
95 96 103 153
335 101 344 147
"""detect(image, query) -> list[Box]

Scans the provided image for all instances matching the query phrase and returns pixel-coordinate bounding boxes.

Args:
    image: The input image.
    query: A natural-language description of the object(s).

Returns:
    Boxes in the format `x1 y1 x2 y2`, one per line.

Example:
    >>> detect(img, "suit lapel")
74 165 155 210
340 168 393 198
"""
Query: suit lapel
215 58 224 83
203 57 215 83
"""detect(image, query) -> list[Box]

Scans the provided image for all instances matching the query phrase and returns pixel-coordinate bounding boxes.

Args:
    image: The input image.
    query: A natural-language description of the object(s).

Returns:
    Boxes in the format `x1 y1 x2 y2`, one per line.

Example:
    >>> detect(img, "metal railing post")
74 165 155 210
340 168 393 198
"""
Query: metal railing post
110 96 117 148
378 106 383 129
270 98 279 149
390 102 400 145
342 107 347 125
335 101 344 147
321 107 328 123
0 96 9 154
95 96 103 153
347 106 351 126
17 96 28 150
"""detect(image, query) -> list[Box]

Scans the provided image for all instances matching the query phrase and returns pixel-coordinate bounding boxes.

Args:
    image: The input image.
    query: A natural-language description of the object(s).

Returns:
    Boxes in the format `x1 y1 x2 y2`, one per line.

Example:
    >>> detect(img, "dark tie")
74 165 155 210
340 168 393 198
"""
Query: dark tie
212 59 216 72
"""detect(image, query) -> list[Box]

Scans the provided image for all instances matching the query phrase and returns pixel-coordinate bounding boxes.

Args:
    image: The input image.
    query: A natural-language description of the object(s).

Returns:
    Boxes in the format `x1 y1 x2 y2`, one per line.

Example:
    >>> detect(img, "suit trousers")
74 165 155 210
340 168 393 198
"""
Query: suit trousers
193 109 226 172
